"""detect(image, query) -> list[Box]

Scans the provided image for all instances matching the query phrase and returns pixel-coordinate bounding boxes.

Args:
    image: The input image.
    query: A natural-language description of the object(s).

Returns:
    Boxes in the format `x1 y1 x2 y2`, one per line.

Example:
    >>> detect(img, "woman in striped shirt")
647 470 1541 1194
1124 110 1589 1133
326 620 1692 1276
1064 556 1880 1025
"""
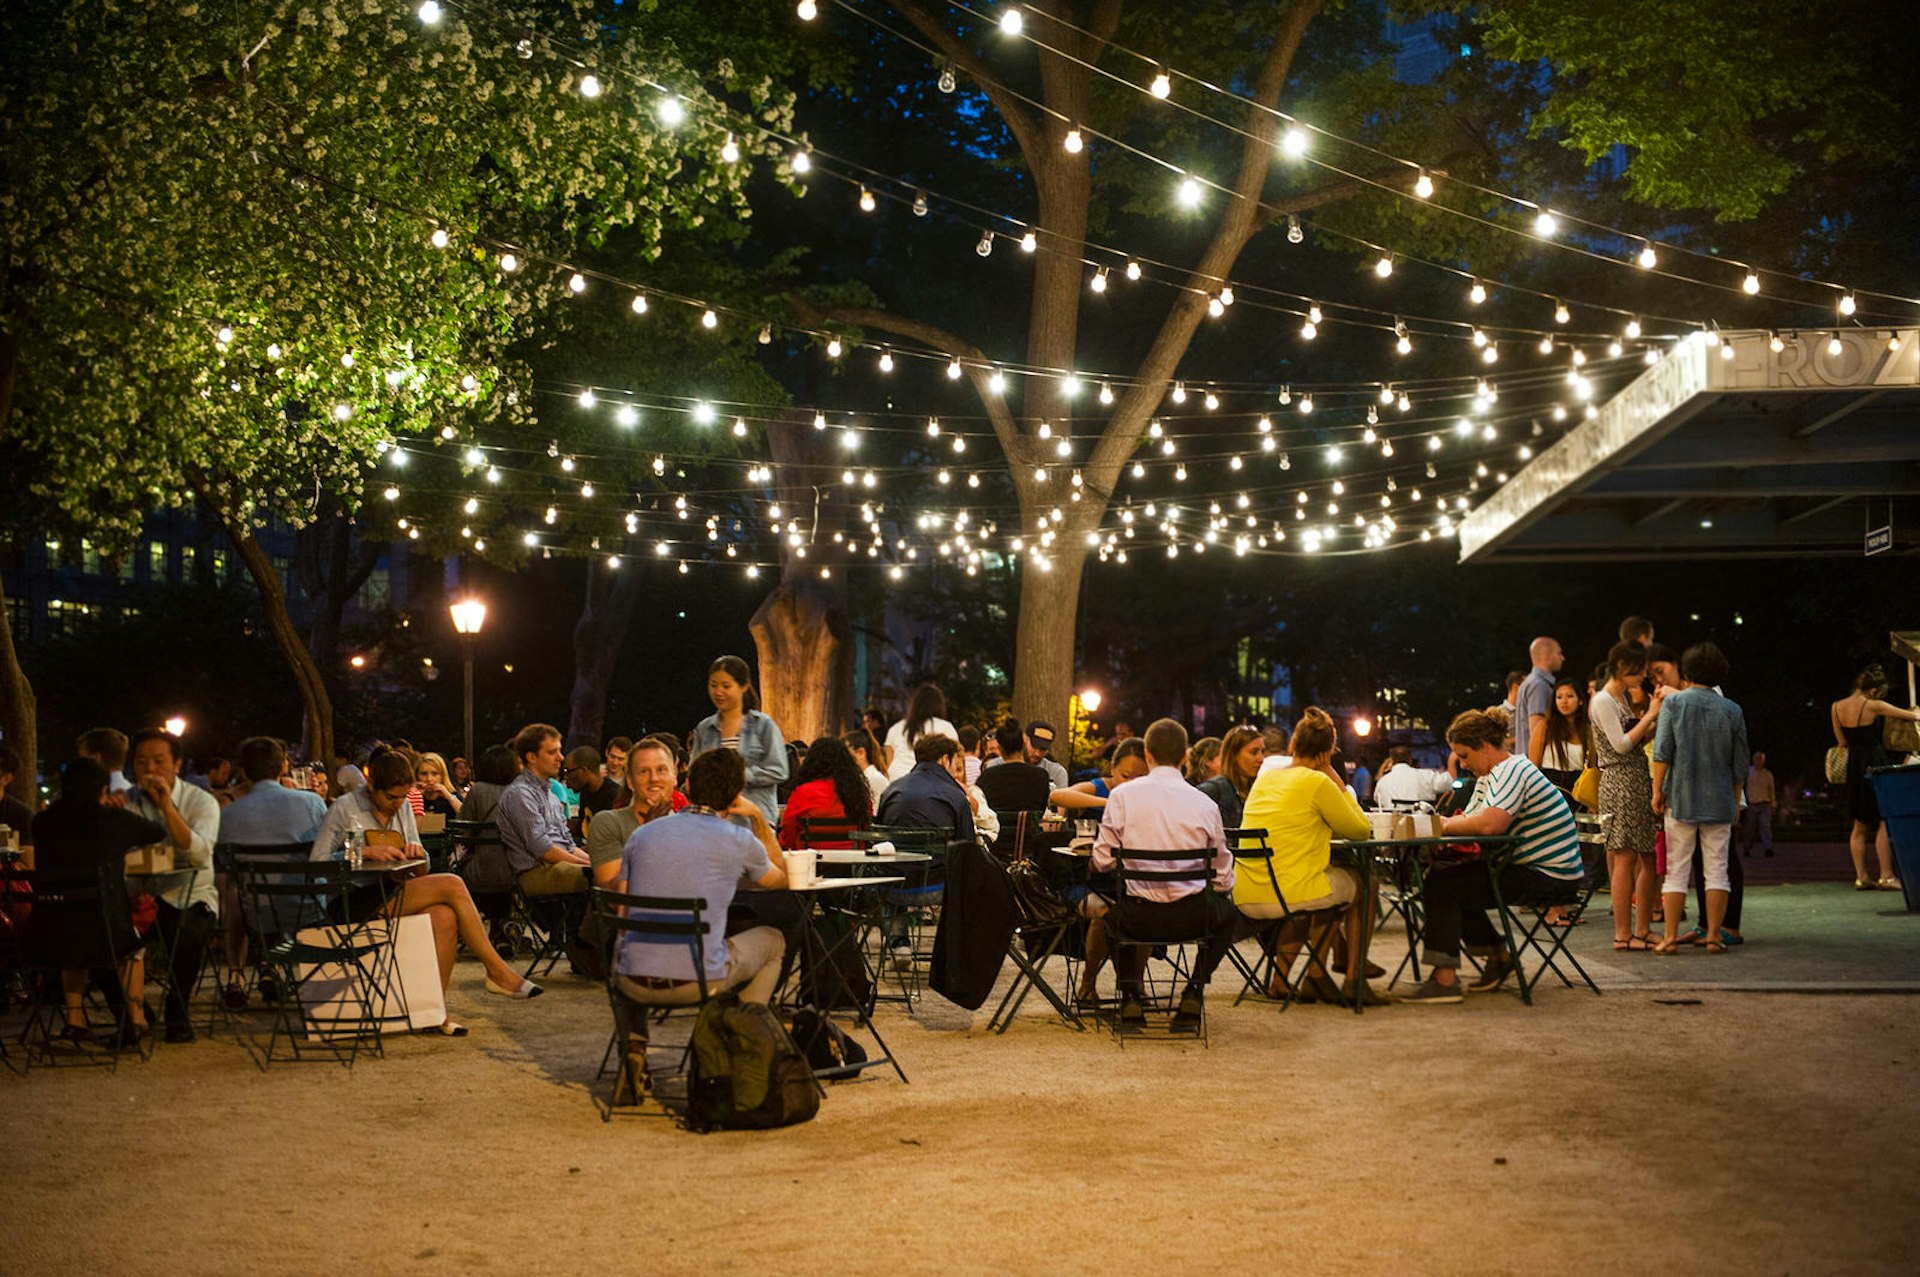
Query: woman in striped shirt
1401 709 1585 1005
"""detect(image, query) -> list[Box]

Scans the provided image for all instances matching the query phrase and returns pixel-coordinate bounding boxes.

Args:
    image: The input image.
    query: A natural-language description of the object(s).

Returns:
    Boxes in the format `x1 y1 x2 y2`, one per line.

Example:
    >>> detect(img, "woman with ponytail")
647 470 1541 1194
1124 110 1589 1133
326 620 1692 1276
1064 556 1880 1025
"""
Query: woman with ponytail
690 655 789 823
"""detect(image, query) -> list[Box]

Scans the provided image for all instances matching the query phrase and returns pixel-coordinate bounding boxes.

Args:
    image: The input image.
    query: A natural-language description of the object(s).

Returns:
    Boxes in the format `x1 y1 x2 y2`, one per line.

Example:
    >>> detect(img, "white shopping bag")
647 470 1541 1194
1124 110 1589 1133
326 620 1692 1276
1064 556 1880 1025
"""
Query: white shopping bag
294 913 445 1038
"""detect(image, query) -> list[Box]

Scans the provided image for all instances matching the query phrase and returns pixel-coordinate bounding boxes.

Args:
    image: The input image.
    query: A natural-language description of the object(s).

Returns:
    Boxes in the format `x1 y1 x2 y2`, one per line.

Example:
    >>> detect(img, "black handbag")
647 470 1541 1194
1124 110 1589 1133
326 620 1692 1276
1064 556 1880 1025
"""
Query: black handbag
1005 812 1074 929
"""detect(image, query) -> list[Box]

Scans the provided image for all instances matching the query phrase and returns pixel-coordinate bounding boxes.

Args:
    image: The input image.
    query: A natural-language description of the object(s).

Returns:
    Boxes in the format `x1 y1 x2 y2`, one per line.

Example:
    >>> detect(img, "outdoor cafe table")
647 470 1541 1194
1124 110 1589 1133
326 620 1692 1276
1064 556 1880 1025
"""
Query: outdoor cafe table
786 875 910 1083
1327 834 1521 1013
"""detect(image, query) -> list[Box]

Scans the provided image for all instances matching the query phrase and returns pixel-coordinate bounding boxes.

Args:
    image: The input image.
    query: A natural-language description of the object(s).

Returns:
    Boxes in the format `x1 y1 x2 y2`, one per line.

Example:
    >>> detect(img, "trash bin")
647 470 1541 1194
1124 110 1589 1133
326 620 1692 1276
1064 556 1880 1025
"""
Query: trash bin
1868 765 1920 913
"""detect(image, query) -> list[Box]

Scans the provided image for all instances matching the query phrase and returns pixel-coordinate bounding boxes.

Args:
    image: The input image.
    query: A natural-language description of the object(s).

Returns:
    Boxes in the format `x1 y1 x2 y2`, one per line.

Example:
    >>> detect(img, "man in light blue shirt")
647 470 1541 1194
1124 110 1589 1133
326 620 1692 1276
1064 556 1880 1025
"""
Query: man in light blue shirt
1652 642 1747 952
1515 636 1563 765
613 749 786 1081
495 722 590 898
216 736 329 1008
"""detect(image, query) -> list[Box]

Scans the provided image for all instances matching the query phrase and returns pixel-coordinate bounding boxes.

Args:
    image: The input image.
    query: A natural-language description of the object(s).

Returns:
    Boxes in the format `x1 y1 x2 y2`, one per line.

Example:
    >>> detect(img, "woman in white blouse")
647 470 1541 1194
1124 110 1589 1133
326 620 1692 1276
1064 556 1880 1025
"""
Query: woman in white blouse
883 684 958 782
1589 643 1665 952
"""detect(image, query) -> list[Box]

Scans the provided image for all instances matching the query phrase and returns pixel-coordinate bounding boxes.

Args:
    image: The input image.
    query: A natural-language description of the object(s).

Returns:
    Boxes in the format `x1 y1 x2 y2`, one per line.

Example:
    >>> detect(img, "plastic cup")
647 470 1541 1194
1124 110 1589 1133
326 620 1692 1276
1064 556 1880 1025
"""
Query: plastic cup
785 849 816 888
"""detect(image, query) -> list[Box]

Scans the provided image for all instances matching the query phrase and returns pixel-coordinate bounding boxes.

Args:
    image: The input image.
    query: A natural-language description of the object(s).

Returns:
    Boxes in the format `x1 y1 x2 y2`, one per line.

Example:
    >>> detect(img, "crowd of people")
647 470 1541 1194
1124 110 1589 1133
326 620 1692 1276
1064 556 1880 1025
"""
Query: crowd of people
2 619 1913 1060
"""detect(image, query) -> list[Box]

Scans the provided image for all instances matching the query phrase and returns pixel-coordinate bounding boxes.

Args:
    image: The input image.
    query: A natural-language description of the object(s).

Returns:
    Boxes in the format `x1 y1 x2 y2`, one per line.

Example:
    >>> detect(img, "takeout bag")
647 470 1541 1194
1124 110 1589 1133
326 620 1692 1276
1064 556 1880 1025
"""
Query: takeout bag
294 913 444 1038
1390 812 1443 839
125 843 176 875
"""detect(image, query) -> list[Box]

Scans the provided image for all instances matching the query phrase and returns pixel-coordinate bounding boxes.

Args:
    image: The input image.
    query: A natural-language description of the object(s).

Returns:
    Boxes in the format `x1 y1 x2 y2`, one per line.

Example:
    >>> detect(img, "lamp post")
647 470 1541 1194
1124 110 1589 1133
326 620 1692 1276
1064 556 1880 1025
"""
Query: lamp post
449 597 488 768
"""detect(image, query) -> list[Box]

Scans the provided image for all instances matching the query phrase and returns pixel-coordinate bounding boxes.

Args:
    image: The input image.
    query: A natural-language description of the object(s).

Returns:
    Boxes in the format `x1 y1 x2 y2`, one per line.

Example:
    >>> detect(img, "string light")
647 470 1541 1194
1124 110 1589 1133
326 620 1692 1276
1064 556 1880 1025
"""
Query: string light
1554 300 1570 325
877 348 894 372
1374 254 1394 278
1089 267 1109 293
1638 242 1658 269
1280 127 1309 158
1150 69 1171 98
578 74 602 100
1125 259 1142 280
1020 230 1038 253
792 149 812 174
720 133 740 163
1533 209 1558 236
858 186 876 213
418 1 443 24
701 309 718 329
1063 127 1084 154
1742 272 1761 295
1413 170 1433 199
1286 214 1304 245
1177 176 1202 207
1468 281 1487 305
657 95 685 127
1839 293 1857 317
568 273 587 294
999 6 1023 34
976 232 993 256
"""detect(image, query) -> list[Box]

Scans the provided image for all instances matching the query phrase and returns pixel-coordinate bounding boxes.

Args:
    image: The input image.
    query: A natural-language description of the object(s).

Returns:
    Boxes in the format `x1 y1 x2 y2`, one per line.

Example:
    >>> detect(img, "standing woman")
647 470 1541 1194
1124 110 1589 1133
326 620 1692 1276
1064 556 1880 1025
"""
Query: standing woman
1200 726 1266 830
691 655 789 823
1538 681 1590 796
1590 642 1665 950
883 684 958 782
1832 664 1920 890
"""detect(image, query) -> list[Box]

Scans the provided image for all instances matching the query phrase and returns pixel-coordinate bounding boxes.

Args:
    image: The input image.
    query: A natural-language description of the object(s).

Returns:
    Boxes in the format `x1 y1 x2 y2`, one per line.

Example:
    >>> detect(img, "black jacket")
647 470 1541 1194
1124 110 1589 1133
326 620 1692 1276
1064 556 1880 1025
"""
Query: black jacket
929 838 1016 1010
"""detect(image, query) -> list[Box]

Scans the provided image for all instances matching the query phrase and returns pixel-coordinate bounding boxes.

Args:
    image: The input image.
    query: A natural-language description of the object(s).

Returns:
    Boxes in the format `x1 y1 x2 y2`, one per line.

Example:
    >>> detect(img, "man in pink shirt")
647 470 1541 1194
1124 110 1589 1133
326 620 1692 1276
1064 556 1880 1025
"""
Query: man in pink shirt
1091 719 1237 1028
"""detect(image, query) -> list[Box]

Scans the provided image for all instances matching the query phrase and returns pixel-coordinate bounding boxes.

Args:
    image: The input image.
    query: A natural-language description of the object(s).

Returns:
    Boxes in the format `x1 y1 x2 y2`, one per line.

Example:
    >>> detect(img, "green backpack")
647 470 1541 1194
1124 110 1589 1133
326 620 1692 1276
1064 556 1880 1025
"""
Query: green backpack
686 992 821 1131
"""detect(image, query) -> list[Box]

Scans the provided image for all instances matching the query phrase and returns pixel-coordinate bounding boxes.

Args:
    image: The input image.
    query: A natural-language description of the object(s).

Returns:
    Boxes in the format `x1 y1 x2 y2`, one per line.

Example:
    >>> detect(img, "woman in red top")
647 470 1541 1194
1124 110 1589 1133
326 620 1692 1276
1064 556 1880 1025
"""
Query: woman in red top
778 736 873 849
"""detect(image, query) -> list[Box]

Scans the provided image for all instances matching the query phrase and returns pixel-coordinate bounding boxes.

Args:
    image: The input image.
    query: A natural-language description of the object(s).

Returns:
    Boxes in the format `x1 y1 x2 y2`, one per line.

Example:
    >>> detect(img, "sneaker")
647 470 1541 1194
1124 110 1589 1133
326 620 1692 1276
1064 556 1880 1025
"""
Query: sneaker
1171 991 1204 1031
1398 975 1463 1005
1466 952 1514 994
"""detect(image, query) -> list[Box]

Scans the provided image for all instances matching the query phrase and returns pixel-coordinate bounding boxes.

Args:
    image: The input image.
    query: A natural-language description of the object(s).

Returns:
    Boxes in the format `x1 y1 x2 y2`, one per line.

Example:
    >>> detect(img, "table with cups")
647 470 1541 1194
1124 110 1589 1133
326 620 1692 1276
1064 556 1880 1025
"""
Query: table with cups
779 844 925 1083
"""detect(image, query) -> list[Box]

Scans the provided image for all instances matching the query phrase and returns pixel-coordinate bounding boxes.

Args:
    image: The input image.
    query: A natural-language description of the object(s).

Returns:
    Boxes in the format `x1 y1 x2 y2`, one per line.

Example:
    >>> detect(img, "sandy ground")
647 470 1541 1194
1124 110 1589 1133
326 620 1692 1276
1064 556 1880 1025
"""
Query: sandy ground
6 937 1920 1277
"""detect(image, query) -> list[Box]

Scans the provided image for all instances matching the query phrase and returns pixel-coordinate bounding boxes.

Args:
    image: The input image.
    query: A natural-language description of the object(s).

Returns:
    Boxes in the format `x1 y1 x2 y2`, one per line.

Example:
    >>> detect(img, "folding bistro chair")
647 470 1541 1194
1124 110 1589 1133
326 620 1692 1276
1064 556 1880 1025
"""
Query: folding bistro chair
1222 827 1346 1011
798 815 865 850
1483 828 1603 1005
1101 847 1219 1043
986 811 1084 1034
10 862 148 1070
208 841 311 1034
865 824 950 1001
447 819 573 978
588 886 714 1118
238 859 402 1068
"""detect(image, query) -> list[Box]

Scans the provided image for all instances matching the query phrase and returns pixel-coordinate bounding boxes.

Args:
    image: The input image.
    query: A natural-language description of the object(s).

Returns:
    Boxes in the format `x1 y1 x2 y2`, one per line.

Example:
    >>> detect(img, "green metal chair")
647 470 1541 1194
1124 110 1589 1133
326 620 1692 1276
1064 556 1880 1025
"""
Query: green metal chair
10 862 148 1071
1223 826 1346 1010
589 886 715 1119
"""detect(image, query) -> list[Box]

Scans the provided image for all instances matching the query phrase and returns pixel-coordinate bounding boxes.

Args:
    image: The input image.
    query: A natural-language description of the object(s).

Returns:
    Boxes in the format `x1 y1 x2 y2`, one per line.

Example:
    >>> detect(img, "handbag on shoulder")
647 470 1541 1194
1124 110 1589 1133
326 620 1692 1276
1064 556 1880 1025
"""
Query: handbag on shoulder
1884 717 1920 754
1824 746 1849 785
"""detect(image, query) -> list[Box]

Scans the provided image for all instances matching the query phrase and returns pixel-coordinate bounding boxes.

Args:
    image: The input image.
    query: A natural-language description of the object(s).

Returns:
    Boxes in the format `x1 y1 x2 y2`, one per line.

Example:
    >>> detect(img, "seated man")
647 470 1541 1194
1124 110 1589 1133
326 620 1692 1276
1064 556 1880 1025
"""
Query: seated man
612 749 787 1096
1403 709 1584 1004
495 722 591 900
126 727 222 1043
585 740 681 888
876 734 975 844
976 720 1052 821
215 735 329 1008
1090 719 1238 1028
1370 744 1453 810
564 745 619 827
1022 720 1070 790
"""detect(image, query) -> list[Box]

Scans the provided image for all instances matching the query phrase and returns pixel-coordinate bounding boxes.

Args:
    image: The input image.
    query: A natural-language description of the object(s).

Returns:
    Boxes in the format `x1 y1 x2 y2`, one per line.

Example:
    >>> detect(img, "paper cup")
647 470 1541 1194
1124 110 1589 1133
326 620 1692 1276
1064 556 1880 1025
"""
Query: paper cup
1368 811 1397 840
785 849 816 888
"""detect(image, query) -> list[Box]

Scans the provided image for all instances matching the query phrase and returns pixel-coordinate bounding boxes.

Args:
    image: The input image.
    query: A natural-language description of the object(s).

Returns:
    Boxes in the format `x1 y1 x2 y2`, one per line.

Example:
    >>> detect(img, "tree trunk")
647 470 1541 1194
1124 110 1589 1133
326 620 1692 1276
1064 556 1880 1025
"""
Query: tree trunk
209 507 336 769
0 565 39 809
565 555 646 750
296 505 385 705
747 408 856 741
751 580 854 745
1007 544 1089 731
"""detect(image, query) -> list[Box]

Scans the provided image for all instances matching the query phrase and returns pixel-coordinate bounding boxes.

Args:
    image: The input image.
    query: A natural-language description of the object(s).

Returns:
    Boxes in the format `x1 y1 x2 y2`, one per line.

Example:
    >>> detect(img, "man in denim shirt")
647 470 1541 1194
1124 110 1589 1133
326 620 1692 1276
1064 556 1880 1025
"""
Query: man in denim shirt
1651 643 1748 954
496 722 590 899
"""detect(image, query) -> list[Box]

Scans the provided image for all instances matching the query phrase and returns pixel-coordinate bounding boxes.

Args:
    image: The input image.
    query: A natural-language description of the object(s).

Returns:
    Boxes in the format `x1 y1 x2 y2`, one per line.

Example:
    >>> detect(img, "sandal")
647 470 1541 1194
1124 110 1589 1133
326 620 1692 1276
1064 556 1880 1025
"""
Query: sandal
1875 878 1904 892
1703 940 1726 955
1651 937 1680 955
1676 926 1707 946
435 1021 469 1037
1613 936 1632 951
1855 879 1875 891
1627 933 1657 951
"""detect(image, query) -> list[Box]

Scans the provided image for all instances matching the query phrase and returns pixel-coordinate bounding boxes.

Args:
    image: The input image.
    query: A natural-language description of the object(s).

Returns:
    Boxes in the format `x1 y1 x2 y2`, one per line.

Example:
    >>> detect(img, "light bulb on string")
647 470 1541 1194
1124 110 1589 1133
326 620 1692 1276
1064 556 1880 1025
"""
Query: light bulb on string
1150 69 1171 98
657 95 684 127
1177 176 1202 207
701 309 718 329
418 1 443 24
1828 332 1844 355
1090 268 1108 293
1125 259 1142 280
1638 241 1658 269
796 0 818 19
1280 127 1309 158
947 358 963 380
858 187 876 213
1839 293 1857 317
1413 169 1433 199
567 273 587 294
499 253 518 273
877 348 894 373
1742 271 1761 295
826 336 842 359
579 74 602 99
1374 254 1394 278
1533 209 1557 236
791 149 811 174
976 232 993 257
1538 335 1554 355
1469 281 1487 305
987 369 1006 394
720 133 740 163
999 6 1023 34
1099 382 1114 405
1063 126 1083 154
1625 317 1643 339
912 191 928 217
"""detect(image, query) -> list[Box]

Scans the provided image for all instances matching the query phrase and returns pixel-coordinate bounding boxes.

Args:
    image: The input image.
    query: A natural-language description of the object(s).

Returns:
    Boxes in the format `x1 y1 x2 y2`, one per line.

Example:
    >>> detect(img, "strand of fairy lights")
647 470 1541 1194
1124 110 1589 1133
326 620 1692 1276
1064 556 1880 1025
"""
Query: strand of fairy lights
925 0 1917 317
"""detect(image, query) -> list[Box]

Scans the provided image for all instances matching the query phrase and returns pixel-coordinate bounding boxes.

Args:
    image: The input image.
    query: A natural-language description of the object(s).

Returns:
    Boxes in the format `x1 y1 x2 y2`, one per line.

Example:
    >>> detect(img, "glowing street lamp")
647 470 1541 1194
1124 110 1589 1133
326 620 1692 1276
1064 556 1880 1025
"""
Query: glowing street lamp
449 597 488 766
1353 716 1373 738
1080 689 1103 714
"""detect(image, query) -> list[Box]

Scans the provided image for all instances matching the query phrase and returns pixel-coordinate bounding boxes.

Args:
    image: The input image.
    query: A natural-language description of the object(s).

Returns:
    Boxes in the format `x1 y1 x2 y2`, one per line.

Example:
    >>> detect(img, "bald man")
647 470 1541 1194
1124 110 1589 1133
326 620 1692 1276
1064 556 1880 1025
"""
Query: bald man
1516 636 1564 765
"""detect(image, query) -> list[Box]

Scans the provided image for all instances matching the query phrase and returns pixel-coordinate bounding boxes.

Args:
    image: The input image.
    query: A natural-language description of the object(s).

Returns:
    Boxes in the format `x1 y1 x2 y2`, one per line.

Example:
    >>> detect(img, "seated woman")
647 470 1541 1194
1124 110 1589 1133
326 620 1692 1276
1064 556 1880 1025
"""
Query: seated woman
1402 709 1585 1004
309 751 542 1036
1236 709 1376 1004
1046 739 1150 1006
415 751 462 817
26 758 166 1047
1199 726 1265 830
841 728 891 809
779 735 873 849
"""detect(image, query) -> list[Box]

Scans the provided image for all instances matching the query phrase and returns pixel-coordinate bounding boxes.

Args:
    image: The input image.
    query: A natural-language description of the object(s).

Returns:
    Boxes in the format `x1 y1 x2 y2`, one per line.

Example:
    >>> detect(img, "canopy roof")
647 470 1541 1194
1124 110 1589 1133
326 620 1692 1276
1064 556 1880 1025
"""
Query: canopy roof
1458 328 1920 562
